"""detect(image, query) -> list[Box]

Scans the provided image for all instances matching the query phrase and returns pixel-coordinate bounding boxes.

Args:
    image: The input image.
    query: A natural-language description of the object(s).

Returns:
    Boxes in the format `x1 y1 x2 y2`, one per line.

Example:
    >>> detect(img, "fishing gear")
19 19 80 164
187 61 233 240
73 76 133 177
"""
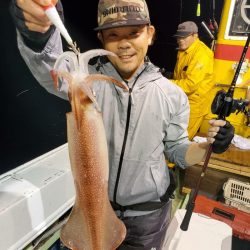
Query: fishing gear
201 21 215 40
196 0 201 17
180 32 250 231
211 0 218 37
43 4 79 55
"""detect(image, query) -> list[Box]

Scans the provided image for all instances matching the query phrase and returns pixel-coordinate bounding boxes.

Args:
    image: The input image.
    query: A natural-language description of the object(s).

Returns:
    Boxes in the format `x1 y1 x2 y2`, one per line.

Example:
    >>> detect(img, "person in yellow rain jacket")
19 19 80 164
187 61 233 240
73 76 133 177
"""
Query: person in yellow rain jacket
171 21 214 140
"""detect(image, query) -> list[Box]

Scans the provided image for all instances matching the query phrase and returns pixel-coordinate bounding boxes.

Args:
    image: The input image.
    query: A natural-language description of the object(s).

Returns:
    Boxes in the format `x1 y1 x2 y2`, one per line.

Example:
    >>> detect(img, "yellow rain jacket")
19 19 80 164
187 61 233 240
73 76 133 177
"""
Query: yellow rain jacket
172 39 214 138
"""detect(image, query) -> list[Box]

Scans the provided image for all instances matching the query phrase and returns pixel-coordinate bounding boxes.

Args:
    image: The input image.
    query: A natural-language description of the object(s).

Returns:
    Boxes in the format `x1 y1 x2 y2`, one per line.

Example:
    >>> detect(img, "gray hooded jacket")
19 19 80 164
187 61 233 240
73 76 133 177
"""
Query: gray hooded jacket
17 29 191 216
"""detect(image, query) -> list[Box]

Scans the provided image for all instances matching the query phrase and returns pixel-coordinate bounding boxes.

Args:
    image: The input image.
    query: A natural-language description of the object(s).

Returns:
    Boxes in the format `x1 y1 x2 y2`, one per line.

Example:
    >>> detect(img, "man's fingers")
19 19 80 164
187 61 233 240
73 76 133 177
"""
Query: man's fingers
33 0 54 6
207 119 226 142
209 119 226 127
16 0 54 32
207 131 217 139
52 0 58 5
207 137 215 144
33 0 59 6
17 0 50 23
25 21 51 33
208 126 220 133
23 11 51 26
208 119 234 154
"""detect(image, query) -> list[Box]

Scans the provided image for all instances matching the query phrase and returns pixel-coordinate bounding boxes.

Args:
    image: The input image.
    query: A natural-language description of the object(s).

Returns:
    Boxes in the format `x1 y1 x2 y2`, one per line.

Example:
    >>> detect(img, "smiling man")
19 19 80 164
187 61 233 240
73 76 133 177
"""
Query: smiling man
10 0 234 249
97 25 155 80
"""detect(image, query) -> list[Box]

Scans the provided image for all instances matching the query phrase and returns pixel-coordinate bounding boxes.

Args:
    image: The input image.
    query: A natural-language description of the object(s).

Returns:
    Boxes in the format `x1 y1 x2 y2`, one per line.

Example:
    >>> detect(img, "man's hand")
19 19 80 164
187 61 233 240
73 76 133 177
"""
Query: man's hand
185 119 234 165
16 0 58 33
10 0 63 51
207 119 235 154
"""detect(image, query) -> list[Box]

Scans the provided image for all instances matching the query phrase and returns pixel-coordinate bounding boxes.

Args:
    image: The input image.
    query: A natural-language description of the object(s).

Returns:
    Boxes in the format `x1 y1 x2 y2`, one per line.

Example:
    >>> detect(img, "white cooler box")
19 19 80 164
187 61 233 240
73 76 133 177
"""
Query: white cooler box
163 209 232 250
0 144 75 250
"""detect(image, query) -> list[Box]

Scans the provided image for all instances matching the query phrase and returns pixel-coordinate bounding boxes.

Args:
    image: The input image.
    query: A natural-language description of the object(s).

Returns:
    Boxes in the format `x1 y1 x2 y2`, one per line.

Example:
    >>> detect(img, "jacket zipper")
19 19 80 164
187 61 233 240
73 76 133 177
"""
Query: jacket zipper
113 68 147 205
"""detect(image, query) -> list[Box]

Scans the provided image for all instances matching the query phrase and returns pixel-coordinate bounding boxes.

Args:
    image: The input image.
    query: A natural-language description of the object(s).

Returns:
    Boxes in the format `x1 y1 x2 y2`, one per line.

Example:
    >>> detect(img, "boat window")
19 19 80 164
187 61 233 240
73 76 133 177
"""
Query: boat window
228 0 250 37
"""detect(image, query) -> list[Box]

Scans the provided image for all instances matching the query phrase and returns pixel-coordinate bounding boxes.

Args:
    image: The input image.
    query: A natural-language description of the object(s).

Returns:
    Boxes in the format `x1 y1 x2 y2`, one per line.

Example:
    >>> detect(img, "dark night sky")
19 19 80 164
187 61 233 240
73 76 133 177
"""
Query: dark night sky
0 0 223 174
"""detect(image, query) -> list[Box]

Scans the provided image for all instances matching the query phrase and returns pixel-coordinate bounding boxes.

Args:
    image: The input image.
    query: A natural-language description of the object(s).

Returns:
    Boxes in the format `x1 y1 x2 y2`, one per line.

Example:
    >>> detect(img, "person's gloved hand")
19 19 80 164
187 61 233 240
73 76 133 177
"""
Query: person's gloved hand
207 119 235 154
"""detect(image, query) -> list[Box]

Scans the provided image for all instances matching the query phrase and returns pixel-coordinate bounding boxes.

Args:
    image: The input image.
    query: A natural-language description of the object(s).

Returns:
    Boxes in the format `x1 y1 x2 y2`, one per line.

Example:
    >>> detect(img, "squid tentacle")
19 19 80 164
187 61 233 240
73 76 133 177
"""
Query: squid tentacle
54 51 79 73
79 49 117 75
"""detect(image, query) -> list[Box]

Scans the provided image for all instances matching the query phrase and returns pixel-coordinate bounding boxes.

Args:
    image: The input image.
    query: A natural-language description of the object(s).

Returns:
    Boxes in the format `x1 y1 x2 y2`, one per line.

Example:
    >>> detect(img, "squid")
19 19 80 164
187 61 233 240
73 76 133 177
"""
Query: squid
51 49 128 250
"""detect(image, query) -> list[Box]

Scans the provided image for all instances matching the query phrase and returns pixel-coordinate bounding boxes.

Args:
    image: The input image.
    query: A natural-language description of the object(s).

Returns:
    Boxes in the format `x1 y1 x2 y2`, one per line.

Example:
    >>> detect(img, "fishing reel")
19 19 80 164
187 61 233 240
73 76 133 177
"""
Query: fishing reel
211 90 250 125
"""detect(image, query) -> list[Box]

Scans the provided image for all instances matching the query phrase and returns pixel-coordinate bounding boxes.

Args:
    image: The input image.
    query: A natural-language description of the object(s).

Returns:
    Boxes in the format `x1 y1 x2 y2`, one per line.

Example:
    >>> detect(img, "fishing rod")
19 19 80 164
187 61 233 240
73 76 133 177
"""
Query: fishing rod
196 0 201 17
180 32 250 231
211 0 218 34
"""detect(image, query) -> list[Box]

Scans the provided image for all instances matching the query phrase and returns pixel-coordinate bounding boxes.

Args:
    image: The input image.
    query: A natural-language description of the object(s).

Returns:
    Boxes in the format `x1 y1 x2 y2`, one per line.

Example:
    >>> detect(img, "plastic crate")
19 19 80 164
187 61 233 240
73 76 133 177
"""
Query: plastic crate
223 178 250 213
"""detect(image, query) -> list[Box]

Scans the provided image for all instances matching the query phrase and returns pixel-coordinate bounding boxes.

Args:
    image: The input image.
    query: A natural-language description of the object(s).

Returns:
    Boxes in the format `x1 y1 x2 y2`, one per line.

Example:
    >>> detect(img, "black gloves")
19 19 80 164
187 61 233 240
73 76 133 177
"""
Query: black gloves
212 121 235 154
9 0 64 52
